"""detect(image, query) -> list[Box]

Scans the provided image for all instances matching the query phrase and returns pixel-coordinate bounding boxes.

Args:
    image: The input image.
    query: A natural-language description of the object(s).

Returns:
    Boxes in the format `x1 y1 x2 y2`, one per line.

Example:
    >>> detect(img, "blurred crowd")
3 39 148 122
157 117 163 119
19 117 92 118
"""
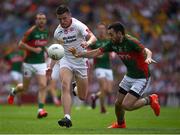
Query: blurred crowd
0 0 179 106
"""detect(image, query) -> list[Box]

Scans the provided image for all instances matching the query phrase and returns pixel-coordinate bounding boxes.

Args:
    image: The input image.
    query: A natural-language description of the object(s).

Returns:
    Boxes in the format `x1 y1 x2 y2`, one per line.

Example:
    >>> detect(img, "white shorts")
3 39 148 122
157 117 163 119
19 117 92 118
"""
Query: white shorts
23 63 47 78
119 75 151 96
10 71 23 82
51 62 60 80
59 58 88 78
94 68 113 81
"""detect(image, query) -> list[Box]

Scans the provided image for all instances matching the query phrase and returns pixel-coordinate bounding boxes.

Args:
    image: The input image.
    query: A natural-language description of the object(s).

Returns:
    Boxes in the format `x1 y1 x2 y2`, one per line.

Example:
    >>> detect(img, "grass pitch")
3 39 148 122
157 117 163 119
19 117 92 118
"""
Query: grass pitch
0 104 180 134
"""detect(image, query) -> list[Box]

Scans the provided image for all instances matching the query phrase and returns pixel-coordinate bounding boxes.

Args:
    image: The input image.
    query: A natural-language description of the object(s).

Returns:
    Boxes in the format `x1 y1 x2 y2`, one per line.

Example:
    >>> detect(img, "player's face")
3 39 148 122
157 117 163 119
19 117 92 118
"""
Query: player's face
97 24 106 37
57 12 72 28
36 14 47 27
108 28 123 44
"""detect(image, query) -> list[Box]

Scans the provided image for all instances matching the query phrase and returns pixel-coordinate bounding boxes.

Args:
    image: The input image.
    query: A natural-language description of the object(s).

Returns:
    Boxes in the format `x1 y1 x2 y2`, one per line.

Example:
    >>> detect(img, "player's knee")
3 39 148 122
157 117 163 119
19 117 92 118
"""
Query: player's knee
61 82 70 91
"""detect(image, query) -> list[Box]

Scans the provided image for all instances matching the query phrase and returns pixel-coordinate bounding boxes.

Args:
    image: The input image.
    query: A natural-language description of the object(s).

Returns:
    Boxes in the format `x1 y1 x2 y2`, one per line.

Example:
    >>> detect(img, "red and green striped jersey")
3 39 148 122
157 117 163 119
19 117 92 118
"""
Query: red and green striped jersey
89 39 111 69
22 25 48 64
5 50 24 73
100 35 150 78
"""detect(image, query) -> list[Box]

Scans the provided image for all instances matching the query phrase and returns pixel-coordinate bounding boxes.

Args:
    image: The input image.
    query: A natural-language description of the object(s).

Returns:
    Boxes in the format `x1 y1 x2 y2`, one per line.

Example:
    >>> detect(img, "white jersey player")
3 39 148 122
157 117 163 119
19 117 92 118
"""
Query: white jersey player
47 5 97 128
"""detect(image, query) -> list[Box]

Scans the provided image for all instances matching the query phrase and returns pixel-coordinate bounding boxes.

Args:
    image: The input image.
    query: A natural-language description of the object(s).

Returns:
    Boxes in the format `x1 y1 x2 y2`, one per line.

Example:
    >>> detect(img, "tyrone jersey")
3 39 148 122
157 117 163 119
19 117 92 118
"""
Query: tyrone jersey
22 25 48 64
100 35 150 78
89 39 111 69
54 18 89 66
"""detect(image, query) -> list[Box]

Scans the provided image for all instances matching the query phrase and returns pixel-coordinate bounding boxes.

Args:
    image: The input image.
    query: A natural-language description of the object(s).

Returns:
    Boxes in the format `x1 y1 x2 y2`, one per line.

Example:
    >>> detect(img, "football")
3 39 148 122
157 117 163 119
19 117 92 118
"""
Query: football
47 44 64 60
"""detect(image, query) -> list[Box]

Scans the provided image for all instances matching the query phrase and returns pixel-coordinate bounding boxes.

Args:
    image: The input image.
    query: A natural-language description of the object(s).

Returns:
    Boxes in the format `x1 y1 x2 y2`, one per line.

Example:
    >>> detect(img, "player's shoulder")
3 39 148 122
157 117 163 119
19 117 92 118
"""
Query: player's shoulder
72 18 87 28
55 24 62 31
25 25 36 35
54 25 63 35
125 34 141 45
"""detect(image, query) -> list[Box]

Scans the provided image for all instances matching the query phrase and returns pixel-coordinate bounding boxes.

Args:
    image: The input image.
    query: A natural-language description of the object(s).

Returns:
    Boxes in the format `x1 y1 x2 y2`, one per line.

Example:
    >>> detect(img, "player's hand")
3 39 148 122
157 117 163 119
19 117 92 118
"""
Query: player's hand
46 68 52 80
68 47 81 58
80 41 89 48
33 47 42 54
145 57 157 64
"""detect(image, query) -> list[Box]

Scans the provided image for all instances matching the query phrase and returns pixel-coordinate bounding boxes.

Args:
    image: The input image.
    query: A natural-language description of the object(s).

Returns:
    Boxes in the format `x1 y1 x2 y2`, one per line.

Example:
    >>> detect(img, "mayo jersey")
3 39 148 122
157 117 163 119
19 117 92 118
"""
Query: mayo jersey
54 18 89 67
100 35 150 78
22 25 49 64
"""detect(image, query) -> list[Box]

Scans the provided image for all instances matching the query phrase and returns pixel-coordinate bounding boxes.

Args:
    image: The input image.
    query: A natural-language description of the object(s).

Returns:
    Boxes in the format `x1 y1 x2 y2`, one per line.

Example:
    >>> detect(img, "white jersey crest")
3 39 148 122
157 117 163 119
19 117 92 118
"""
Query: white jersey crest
54 18 89 66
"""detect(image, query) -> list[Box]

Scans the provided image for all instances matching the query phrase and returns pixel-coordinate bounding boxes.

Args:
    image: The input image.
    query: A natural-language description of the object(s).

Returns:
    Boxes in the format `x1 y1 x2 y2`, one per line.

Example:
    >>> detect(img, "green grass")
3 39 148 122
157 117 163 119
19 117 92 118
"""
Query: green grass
0 104 180 134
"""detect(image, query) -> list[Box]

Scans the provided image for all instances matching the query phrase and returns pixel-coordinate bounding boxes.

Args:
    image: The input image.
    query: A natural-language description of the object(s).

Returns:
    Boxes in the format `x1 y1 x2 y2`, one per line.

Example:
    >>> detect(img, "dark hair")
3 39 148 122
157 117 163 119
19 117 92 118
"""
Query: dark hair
108 22 125 35
56 5 70 15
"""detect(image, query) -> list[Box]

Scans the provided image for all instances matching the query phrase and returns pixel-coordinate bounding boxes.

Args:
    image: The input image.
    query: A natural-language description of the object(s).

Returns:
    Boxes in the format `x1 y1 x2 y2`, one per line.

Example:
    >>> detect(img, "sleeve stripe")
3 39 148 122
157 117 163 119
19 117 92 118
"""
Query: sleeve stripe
127 35 144 49
22 25 36 42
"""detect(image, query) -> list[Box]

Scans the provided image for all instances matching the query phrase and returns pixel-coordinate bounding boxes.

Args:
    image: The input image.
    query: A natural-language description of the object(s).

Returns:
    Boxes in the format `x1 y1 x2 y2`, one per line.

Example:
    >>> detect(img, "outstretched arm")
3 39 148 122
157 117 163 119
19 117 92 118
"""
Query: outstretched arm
68 47 102 58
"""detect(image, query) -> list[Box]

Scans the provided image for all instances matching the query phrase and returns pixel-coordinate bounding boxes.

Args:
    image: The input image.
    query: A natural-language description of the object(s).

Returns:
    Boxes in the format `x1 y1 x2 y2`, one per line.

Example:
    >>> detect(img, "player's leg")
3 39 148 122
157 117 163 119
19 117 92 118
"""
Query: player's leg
8 63 32 104
34 63 48 118
48 79 60 106
121 77 160 116
58 67 73 127
91 68 106 109
9 71 23 105
8 77 31 104
75 75 88 101
75 66 90 102
97 78 107 113
108 87 126 128
49 64 61 106
36 74 48 118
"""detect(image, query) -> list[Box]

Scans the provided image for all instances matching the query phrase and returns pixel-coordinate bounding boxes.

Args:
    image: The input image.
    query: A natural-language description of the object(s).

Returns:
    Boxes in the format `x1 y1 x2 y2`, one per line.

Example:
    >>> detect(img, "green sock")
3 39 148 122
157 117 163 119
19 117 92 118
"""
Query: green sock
38 103 44 109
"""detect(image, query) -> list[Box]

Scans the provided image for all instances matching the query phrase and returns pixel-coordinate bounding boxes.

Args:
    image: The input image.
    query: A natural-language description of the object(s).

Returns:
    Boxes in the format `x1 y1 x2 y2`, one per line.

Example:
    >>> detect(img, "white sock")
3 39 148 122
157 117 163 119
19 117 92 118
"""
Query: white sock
11 88 16 96
38 109 43 112
64 114 71 120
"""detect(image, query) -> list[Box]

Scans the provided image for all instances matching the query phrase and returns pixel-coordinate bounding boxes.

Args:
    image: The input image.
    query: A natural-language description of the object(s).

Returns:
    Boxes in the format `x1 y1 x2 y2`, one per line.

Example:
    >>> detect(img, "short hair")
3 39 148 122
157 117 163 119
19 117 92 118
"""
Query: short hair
56 5 70 15
108 22 125 35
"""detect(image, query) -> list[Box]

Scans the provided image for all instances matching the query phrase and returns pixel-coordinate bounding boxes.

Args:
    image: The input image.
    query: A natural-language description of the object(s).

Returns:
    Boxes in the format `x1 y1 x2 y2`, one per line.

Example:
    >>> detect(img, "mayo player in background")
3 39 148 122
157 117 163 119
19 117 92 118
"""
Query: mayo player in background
8 13 49 118
47 5 97 128
89 23 114 114
5 44 24 105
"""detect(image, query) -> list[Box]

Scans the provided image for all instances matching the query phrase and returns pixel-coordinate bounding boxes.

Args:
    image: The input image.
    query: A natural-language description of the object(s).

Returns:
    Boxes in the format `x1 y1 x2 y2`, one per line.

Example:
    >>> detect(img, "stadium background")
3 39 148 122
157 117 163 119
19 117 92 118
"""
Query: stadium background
0 0 179 107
